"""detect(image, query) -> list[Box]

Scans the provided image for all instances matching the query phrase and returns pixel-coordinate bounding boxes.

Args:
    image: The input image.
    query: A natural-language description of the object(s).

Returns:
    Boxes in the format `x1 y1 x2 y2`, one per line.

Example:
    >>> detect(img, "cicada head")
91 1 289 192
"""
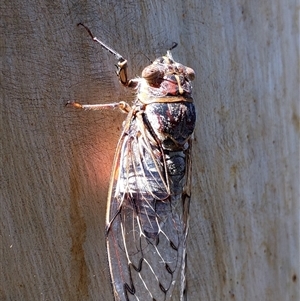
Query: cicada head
142 50 195 85
138 46 195 104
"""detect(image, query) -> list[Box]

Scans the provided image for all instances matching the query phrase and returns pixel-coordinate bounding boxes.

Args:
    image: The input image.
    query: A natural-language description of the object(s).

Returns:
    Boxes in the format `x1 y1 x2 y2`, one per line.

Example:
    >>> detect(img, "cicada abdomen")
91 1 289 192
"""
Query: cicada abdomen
68 24 196 301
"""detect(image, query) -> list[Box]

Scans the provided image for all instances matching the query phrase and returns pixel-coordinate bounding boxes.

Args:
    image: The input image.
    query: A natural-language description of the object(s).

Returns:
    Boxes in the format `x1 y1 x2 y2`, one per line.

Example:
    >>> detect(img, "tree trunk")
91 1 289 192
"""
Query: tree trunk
1 0 298 300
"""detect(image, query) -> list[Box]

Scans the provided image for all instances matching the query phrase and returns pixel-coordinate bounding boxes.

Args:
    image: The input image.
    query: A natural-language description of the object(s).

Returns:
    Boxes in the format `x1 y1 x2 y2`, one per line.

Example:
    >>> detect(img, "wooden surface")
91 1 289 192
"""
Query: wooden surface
1 0 299 300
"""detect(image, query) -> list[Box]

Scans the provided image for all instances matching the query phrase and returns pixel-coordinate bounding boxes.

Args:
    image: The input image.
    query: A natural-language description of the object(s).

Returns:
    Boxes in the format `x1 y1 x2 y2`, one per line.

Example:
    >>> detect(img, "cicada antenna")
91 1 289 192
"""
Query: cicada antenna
77 23 125 62
166 42 178 60
169 42 178 51
142 53 153 64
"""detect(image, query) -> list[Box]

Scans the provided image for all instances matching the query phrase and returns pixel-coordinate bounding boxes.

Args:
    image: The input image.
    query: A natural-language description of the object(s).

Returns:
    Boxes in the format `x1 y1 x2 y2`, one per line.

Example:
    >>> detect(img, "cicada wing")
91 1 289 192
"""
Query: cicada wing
106 112 187 301
179 138 193 301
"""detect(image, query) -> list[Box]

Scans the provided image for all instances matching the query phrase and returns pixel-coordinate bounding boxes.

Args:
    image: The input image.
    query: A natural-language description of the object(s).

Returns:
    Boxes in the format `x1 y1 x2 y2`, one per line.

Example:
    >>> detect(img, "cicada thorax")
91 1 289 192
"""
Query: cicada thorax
137 52 196 151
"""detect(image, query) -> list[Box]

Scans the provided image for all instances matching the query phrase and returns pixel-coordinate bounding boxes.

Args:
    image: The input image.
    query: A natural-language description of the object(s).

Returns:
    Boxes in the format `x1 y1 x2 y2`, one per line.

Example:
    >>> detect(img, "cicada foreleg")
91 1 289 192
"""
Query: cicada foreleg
116 59 132 87
77 23 139 89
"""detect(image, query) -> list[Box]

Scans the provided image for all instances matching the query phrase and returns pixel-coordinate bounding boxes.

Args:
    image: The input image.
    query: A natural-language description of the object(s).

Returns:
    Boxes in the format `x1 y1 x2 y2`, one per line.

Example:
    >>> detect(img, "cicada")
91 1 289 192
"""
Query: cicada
68 23 196 301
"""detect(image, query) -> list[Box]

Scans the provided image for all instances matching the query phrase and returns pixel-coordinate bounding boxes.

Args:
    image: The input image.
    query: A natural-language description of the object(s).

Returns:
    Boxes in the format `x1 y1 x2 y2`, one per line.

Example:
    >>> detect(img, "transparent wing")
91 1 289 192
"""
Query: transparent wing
106 110 190 301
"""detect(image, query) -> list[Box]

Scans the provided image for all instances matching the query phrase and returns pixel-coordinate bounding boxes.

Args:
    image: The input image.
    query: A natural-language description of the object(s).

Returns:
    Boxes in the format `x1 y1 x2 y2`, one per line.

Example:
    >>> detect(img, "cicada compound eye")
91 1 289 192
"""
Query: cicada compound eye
142 65 165 83
185 67 195 81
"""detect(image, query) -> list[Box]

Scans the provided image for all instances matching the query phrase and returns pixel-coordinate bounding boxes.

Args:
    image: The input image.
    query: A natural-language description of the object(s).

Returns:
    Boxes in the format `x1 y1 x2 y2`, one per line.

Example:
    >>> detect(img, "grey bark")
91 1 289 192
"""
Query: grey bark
1 0 299 300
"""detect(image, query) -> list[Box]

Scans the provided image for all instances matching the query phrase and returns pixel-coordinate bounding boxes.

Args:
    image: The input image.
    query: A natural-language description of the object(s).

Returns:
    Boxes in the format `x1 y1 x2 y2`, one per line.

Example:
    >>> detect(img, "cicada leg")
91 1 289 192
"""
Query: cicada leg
65 101 131 113
77 23 139 89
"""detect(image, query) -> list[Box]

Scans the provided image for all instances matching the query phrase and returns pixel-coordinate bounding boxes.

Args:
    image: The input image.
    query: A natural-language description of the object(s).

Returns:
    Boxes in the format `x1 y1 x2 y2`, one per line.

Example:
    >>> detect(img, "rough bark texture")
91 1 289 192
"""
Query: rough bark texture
1 0 299 300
